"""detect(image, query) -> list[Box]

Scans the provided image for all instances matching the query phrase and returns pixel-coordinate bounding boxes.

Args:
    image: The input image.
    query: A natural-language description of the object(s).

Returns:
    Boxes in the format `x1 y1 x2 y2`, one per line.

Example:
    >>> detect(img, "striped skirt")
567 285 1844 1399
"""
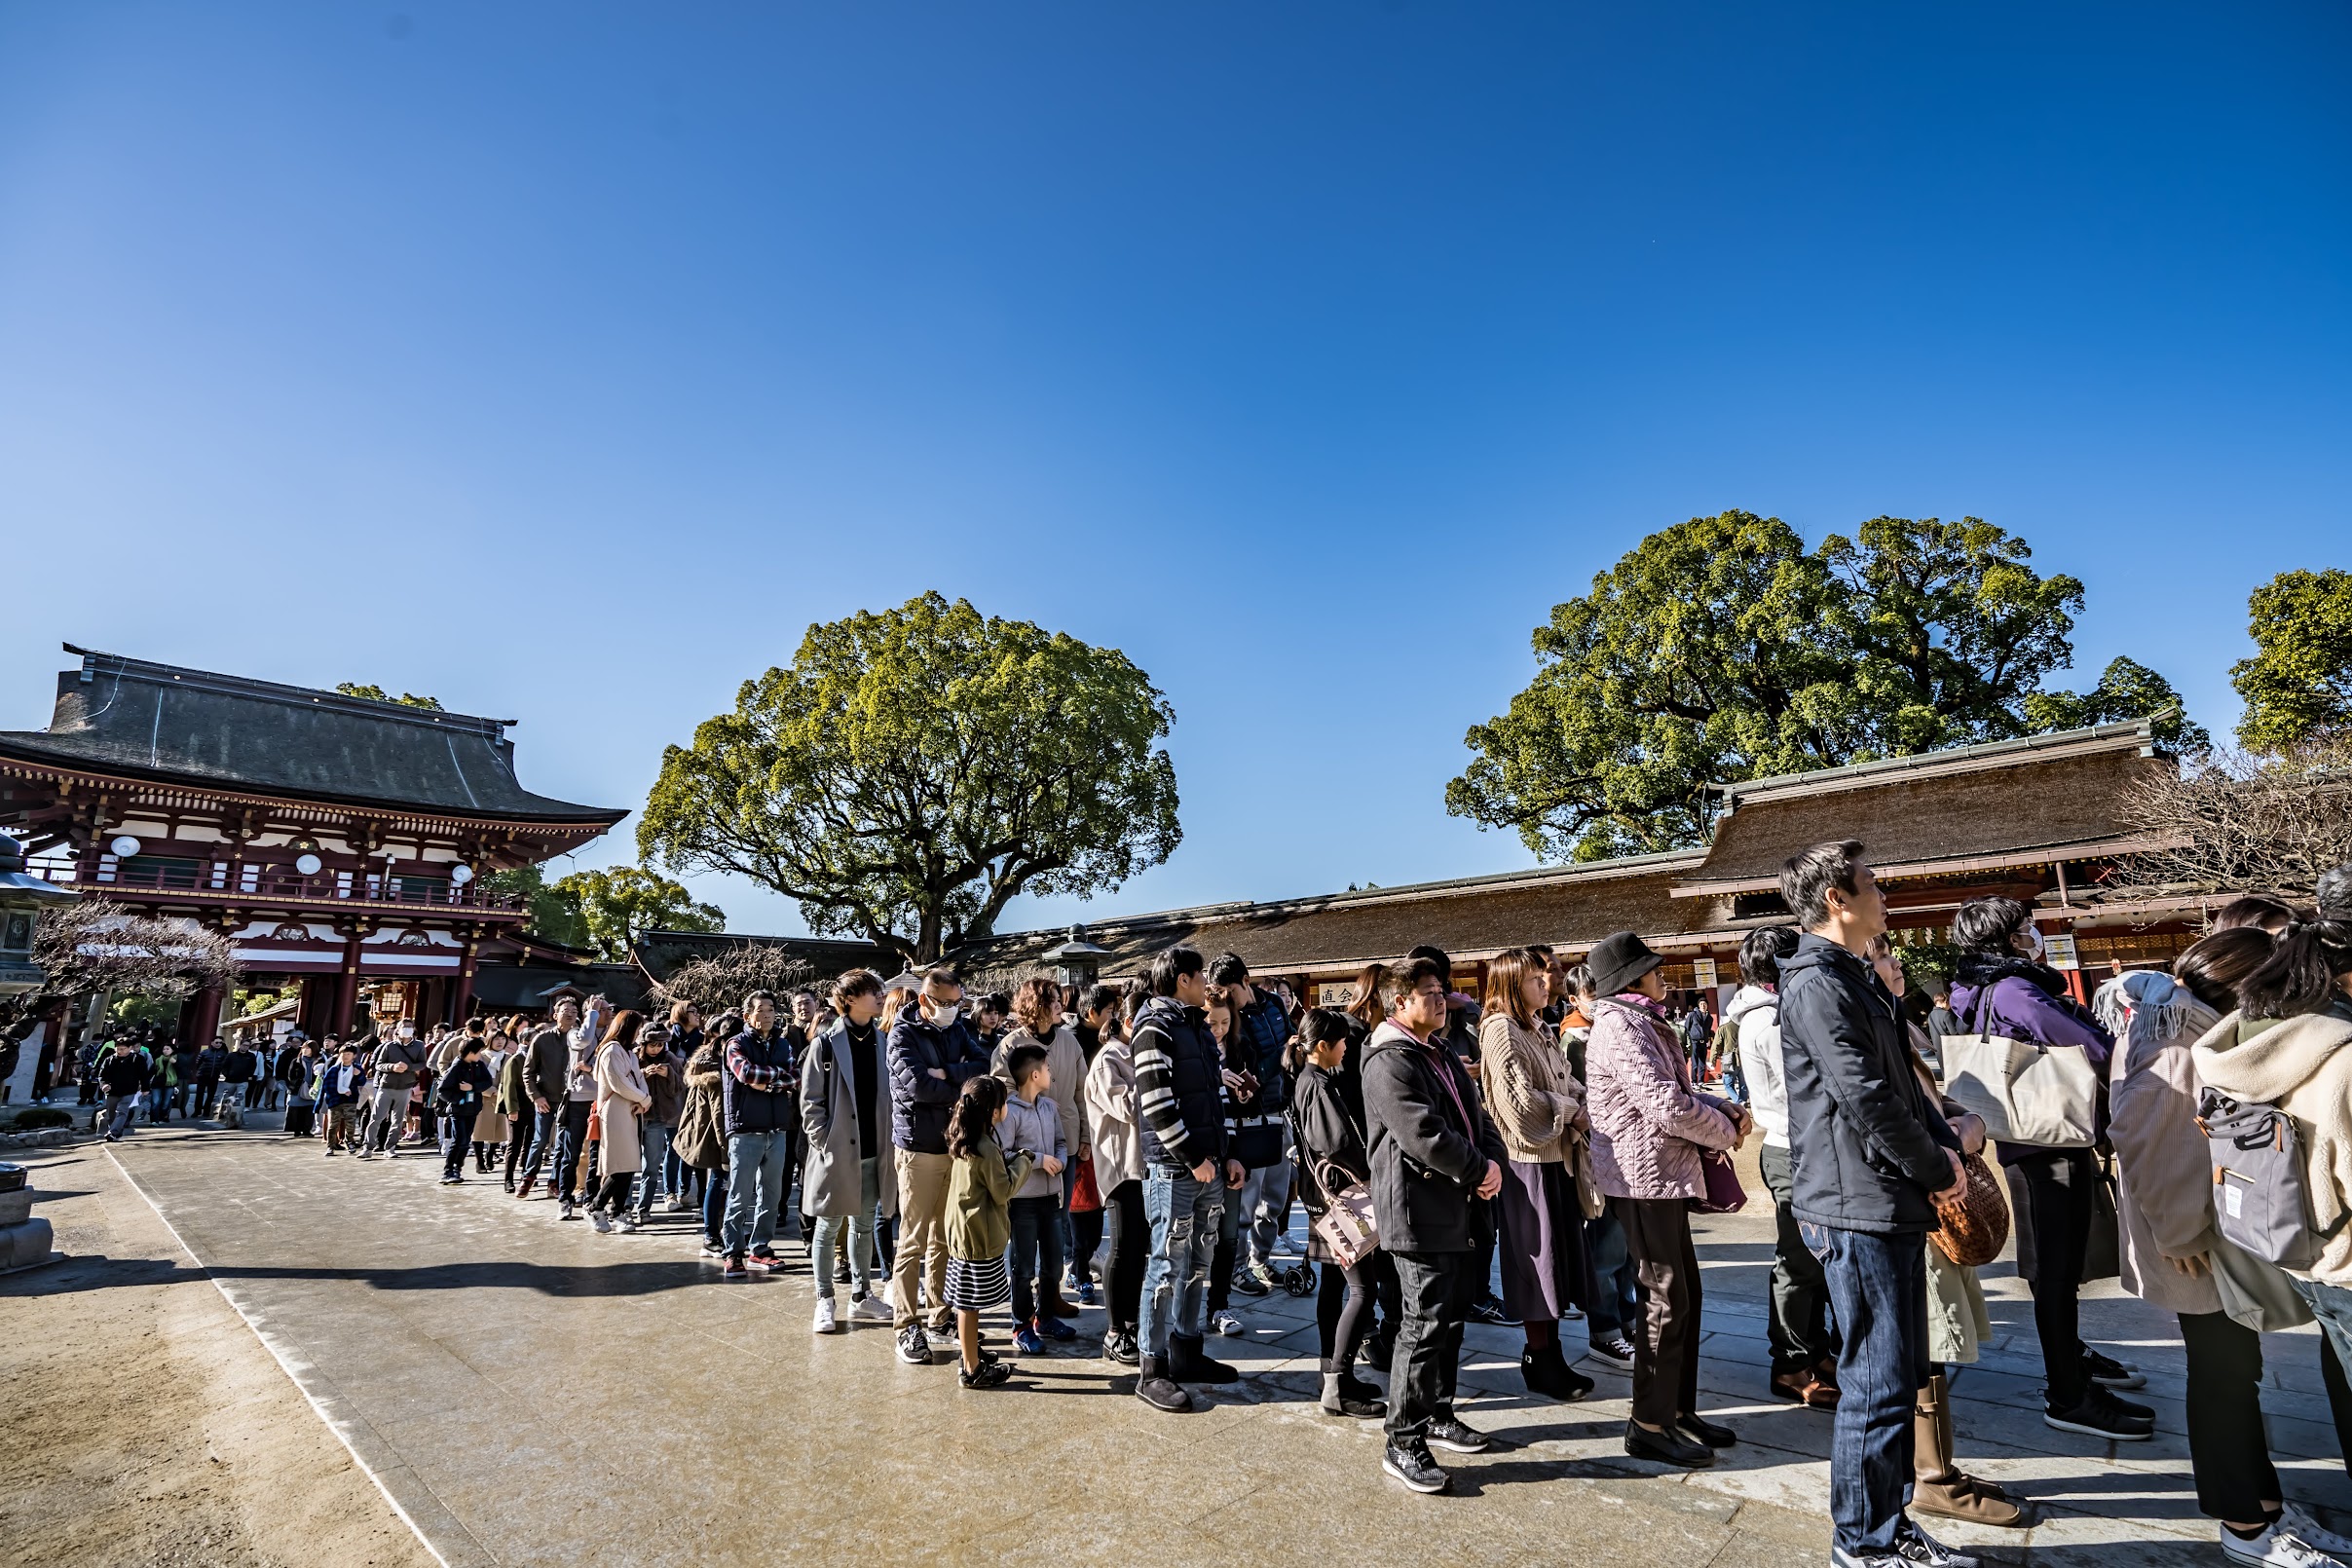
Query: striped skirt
943 1255 1011 1312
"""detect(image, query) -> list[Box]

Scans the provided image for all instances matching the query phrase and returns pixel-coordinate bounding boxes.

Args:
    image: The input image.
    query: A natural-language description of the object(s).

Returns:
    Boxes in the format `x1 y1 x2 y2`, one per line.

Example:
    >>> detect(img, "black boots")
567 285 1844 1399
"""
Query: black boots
1520 1343 1594 1402
1169 1335 1239 1385
1320 1365 1386 1418
1136 1356 1192 1411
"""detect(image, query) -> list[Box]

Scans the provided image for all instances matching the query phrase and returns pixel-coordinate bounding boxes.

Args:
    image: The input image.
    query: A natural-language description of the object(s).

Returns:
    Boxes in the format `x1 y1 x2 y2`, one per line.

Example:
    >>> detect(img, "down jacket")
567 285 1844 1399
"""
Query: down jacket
1584 994 1739 1201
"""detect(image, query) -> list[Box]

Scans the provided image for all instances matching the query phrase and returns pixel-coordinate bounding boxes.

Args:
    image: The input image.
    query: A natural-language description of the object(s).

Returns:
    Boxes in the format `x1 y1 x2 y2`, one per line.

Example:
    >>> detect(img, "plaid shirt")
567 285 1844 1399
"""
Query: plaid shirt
727 1027 800 1094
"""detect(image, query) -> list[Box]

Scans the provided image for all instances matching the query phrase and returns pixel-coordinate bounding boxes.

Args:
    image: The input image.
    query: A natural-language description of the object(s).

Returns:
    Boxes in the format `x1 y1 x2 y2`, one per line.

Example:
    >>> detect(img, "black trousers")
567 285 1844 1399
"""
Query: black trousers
2007 1146 2095 1407
1386 1250 1475 1443
1759 1144 1837 1372
1070 1203 1104 1288
1615 1193 1703 1429
1104 1178 1148 1334
590 1170 635 1214
1318 1251 1399 1371
2180 1310 2282 1523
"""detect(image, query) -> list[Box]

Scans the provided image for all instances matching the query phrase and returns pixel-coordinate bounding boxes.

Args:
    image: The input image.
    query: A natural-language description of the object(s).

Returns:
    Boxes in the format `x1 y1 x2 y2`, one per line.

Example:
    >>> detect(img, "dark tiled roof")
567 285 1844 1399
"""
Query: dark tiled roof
1683 725 2163 890
0 647 626 826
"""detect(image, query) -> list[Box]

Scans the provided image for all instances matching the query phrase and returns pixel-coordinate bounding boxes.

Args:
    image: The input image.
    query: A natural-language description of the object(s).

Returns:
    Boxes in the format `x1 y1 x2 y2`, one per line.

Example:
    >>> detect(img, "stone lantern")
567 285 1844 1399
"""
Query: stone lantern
0 830 77 999
1041 926 1111 992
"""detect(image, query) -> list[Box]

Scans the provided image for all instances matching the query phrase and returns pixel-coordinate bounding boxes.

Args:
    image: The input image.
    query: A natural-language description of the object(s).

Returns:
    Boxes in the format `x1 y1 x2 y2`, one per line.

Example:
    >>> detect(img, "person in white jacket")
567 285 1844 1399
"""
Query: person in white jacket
1734 925 1839 1410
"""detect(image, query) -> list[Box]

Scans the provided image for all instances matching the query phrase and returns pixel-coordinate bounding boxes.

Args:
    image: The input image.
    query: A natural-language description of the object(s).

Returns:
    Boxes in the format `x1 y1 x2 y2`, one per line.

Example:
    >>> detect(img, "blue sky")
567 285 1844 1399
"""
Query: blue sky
2 3 2346 941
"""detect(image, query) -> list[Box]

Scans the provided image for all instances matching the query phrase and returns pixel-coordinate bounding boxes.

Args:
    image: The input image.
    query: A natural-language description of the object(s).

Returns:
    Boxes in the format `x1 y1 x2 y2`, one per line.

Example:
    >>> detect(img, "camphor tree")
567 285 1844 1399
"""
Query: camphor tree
639 592 1180 968
1450 512 2200 861
2231 568 2352 749
548 867 725 961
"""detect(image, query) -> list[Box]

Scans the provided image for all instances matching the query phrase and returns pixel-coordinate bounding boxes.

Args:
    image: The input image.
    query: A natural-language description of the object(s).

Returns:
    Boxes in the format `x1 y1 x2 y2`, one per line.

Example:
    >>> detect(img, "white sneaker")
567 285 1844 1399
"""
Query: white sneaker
616 1214 642 1234
590 1211 613 1234
849 1292 891 1323
1212 1310 1244 1336
813 1298 841 1334
2278 1508 2352 1562
2224 1522 2349 1568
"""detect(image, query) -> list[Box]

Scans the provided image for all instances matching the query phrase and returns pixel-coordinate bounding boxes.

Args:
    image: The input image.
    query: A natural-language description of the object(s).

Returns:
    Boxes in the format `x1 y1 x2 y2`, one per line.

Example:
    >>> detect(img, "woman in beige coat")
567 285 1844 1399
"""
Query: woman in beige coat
587 1012 653 1234
1479 946 1597 1403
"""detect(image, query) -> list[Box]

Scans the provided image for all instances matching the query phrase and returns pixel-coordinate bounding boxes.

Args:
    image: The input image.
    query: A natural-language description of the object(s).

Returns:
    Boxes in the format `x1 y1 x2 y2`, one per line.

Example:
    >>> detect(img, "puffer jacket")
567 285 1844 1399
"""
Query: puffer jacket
887 1002 989 1155
1585 994 1738 1201
2192 1005 2352 1289
1363 1019 1506 1254
1131 995 1225 1172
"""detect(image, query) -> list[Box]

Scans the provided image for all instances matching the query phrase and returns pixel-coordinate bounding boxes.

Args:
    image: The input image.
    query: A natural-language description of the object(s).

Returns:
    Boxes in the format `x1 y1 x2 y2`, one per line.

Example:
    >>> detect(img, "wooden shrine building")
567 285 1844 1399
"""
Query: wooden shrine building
0 646 626 1048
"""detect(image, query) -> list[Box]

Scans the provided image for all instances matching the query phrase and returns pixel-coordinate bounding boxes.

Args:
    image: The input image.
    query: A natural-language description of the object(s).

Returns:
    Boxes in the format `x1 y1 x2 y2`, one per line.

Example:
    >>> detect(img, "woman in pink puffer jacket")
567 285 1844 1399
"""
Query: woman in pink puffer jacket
1583 932 1748 1470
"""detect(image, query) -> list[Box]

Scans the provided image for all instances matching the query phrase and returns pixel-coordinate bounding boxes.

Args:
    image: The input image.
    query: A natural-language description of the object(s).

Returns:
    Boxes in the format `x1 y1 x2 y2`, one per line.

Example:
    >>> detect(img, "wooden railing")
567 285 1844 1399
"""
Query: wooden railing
23 855 525 914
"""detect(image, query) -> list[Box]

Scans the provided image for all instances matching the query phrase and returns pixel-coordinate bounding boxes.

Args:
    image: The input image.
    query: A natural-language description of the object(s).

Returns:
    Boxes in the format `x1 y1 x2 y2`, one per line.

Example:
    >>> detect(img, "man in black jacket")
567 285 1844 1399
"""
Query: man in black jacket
1775 840 1971 1568
885 968 992 1363
511 997 579 1202
1363 954 1507 1495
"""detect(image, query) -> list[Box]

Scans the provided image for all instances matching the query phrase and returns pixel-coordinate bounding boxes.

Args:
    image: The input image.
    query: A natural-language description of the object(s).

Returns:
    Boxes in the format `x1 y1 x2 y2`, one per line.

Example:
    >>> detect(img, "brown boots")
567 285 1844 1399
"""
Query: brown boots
1912 1373 2027 1527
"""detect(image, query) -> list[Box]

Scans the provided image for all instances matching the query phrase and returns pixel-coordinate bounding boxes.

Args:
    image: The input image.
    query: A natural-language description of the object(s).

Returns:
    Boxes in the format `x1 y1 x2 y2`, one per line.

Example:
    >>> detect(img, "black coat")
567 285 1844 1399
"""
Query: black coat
1363 1023 1506 1255
1290 1063 1369 1212
885 1003 989 1155
520 1027 569 1107
1777 935 1960 1236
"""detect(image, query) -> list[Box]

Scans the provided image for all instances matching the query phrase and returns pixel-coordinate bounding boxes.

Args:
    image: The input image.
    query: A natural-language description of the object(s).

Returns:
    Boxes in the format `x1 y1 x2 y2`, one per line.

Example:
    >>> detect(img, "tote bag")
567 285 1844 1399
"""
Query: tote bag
1940 992 2099 1149
1306 1157 1382 1267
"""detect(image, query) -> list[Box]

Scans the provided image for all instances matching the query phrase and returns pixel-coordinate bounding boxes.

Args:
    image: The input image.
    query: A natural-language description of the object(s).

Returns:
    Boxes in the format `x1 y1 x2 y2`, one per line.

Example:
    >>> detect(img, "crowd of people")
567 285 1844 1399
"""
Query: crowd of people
67 849 2352 1568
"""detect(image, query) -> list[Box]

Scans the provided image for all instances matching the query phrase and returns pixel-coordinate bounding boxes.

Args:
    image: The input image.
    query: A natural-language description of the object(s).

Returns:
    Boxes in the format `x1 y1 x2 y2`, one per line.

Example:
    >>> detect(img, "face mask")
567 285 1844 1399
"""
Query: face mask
929 1004 960 1029
2023 927 2047 960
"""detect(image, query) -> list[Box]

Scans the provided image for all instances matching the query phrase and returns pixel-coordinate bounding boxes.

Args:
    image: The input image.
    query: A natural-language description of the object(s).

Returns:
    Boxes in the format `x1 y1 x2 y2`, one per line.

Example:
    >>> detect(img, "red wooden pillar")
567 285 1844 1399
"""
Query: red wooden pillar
449 932 479 1025
181 982 225 1054
331 929 363 1036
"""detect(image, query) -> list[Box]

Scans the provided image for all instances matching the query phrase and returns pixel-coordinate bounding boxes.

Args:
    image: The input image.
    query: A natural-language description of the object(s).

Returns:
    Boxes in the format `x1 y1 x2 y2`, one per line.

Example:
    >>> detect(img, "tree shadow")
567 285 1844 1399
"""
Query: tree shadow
5 1253 720 1298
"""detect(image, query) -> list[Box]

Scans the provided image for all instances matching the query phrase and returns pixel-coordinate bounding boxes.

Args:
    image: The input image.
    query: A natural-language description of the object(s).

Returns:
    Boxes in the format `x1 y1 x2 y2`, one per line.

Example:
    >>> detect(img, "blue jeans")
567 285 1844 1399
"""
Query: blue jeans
2293 1279 2352 1384
1237 1159 1294 1271
1585 1209 1639 1340
811 1157 880 1302
1808 1223 1929 1556
1139 1170 1221 1357
723 1131 792 1257
702 1167 729 1250
1007 1194 1065 1323
633 1124 673 1212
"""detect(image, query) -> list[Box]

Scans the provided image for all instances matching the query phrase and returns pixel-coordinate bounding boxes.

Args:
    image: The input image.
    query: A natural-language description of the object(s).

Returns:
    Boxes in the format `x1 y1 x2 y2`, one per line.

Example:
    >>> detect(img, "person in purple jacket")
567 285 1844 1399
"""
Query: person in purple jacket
1947 896 2153 1441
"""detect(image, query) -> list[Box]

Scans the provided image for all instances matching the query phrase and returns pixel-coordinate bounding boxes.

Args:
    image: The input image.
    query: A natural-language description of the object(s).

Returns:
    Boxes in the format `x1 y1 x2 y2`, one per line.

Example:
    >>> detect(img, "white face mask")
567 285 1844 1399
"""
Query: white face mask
928 1003 960 1029
2023 926 2047 960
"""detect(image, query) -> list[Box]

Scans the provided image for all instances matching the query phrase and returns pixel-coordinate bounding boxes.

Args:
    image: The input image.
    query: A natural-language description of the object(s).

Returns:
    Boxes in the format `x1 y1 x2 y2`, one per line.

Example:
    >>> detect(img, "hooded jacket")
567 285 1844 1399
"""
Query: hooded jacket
2191 1005 2352 1289
1728 984 1789 1148
1363 1018 1506 1254
992 1024 1088 1160
2097 971 2228 1316
1777 935 1960 1235
1083 1036 1144 1188
1585 994 1740 1200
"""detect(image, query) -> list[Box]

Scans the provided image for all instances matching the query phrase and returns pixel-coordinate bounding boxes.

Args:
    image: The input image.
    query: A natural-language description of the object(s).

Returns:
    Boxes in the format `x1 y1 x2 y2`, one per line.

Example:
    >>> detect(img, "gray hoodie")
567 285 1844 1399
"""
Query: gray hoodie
1000 1089 1067 1202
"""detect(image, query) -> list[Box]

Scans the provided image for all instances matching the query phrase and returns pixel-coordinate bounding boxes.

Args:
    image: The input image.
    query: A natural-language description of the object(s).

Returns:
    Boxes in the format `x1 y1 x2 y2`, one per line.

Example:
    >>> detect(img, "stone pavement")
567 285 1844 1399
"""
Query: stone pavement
97 1126 2351 1568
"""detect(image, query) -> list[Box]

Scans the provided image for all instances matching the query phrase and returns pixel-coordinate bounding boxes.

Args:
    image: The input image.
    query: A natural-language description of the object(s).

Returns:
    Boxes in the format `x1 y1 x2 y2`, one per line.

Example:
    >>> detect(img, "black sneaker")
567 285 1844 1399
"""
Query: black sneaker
1102 1329 1140 1365
2044 1386 2154 1440
1585 1333 1638 1371
1230 1268 1271 1297
1895 1518 1982 1568
1383 1440 1450 1494
1469 1295 1512 1325
1426 1417 1492 1454
2082 1349 2147 1390
896 1325 933 1365
958 1360 1013 1390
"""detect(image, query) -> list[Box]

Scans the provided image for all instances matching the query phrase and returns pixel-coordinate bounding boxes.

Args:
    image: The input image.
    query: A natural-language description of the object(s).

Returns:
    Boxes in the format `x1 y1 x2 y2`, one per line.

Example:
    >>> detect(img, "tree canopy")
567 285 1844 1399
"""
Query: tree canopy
2231 568 2352 749
335 682 443 711
549 867 725 961
1449 511 2201 861
638 591 1180 966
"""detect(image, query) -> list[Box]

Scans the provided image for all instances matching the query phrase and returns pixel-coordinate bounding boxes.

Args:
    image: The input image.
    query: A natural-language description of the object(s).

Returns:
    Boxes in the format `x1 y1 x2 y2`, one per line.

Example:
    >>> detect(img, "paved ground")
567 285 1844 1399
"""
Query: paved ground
0 1137 433 1568
45 1123 2352 1568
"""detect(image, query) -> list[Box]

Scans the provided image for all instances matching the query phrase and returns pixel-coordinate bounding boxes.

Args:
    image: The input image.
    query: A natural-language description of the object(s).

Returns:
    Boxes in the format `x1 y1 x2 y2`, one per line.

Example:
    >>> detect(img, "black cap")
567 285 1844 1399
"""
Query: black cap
1586 930 1663 1001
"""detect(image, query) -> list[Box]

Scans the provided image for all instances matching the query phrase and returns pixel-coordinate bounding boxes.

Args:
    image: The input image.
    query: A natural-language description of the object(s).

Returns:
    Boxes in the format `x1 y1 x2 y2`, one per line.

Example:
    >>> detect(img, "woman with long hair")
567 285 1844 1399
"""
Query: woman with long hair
944 1072 1029 1389
1479 946 1597 1403
1290 1006 1392 1419
1948 896 2149 1441
586 1012 653 1232
1084 987 1147 1365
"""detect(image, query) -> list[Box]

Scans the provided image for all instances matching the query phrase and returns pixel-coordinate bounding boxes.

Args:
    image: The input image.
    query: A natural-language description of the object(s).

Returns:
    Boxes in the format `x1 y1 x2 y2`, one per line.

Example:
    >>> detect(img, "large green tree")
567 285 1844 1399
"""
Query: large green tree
550 868 726 961
2024 655 2210 754
2231 568 2352 749
1451 511 2201 860
638 591 1180 966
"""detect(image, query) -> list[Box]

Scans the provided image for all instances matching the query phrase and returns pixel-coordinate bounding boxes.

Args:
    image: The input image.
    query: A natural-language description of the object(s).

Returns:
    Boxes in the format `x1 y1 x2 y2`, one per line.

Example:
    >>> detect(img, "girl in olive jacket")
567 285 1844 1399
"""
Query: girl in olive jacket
944 1073 1035 1390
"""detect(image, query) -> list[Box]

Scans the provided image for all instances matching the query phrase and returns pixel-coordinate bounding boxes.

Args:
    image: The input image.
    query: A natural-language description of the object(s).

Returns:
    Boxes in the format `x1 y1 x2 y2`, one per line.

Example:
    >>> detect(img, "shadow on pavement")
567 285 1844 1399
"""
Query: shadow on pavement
6 1254 719 1298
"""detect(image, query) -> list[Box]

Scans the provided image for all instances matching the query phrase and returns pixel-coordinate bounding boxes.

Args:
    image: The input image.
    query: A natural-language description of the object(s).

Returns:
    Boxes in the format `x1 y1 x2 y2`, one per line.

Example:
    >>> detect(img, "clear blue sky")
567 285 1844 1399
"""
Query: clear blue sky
2 3 2346 941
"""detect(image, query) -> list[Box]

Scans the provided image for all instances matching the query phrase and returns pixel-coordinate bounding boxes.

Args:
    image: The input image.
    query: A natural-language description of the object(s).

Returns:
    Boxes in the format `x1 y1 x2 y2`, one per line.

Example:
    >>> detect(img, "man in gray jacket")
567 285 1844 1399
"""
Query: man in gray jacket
360 1022 429 1159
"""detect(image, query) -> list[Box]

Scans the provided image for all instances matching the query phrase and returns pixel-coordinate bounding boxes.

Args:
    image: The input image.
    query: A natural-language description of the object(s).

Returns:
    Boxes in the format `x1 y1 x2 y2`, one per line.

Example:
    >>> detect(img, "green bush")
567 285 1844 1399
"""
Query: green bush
5 1107 73 1132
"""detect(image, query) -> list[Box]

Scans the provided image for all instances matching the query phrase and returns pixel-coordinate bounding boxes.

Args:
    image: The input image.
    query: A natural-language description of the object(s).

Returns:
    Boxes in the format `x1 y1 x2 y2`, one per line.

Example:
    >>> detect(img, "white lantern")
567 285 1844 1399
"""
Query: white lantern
449 864 473 884
295 853 323 876
110 835 142 858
